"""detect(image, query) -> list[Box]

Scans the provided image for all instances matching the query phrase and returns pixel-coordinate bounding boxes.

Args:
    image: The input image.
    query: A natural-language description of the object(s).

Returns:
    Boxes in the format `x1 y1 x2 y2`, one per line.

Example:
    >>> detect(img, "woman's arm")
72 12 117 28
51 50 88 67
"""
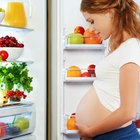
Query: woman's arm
76 63 140 137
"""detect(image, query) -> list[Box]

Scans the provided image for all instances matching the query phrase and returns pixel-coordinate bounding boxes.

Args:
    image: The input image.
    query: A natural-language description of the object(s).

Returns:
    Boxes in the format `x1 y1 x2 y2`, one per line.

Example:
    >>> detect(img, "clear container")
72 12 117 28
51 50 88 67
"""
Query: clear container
0 102 35 140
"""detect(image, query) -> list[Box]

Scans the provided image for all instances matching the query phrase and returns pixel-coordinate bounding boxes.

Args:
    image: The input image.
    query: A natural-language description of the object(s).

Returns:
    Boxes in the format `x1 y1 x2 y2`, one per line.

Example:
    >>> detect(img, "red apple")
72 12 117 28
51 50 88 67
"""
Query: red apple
74 26 85 35
135 120 140 128
81 72 91 77
87 64 96 77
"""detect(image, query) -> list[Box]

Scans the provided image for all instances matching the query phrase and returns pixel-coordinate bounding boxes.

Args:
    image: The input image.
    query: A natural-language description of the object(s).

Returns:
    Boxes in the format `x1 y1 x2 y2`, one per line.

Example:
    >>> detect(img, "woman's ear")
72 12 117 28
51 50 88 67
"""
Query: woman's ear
108 8 115 19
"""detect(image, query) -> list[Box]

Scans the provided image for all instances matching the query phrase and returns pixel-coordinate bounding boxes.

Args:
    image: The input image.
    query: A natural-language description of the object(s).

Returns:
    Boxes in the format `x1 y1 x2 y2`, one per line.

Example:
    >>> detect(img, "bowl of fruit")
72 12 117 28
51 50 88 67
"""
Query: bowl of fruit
0 35 24 61
0 8 5 23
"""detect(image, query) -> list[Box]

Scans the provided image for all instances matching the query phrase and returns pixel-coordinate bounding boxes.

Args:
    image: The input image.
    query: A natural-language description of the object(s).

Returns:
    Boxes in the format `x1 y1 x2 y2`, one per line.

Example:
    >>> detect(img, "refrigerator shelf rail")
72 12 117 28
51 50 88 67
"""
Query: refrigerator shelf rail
0 24 34 31
64 44 105 50
64 77 95 82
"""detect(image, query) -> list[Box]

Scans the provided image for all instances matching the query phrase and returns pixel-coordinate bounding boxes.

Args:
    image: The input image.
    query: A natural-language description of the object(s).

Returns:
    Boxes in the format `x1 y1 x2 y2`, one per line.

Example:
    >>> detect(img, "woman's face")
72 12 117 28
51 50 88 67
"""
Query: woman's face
82 11 114 40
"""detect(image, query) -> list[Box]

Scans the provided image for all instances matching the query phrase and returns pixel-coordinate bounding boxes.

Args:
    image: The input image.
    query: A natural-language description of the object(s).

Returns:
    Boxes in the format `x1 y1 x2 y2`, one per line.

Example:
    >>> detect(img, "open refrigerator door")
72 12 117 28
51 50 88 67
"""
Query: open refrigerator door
52 0 140 140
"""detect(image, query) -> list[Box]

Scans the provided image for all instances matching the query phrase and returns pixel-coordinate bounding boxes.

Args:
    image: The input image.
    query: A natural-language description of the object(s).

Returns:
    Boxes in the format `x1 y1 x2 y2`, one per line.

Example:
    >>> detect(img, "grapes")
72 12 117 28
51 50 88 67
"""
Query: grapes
6 126 20 135
0 35 24 48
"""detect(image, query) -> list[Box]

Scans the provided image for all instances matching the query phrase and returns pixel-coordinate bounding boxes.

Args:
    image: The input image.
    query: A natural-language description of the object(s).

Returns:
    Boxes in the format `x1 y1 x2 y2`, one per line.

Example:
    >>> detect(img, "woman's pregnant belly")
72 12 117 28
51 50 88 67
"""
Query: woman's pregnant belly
76 86 112 127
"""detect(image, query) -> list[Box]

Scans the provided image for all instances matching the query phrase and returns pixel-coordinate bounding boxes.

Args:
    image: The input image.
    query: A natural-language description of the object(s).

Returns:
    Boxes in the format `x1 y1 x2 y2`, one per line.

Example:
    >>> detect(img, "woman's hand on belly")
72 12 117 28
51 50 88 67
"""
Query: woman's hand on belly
75 123 93 138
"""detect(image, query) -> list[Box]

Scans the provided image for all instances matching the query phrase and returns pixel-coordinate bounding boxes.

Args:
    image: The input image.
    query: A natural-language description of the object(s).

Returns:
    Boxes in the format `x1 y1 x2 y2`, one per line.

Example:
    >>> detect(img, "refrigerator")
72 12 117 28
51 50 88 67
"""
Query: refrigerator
0 0 46 140
50 0 140 140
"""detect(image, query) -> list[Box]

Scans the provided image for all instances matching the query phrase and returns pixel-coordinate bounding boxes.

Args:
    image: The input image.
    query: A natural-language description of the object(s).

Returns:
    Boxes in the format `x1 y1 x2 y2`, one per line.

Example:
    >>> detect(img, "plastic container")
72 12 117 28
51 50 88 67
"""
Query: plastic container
0 102 35 140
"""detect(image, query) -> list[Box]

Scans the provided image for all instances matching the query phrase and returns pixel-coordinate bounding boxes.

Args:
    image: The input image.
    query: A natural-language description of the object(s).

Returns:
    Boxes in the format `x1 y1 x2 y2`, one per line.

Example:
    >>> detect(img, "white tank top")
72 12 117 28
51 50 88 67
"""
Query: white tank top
93 38 140 112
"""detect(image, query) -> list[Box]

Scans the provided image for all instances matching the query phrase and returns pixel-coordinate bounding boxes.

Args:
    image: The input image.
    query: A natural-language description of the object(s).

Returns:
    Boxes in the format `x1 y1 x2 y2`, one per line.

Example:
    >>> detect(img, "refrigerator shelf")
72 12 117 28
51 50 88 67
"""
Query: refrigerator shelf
0 24 34 31
64 44 105 50
0 61 34 65
64 77 95 82
63 129 78 134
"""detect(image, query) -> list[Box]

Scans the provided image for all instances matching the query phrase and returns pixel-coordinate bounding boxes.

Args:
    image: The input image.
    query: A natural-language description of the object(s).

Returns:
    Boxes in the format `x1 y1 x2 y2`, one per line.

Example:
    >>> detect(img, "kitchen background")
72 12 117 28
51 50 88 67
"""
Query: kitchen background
0 0 46 140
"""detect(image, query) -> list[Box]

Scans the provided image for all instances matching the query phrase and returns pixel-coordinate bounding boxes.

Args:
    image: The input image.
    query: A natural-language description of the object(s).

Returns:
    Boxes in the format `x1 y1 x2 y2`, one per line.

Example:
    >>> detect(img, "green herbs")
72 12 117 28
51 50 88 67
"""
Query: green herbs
0 62 33 93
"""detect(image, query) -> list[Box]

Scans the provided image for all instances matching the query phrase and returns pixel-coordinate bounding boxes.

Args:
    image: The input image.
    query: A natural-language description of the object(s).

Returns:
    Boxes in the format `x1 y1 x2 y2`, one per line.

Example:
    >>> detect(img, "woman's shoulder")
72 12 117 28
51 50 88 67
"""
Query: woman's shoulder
116 38 140 68
120 38 140 49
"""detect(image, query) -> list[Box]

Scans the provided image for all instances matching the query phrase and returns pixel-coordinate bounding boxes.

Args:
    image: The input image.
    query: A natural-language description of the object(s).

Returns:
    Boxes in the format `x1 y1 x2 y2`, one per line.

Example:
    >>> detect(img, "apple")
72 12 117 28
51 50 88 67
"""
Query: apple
0 122 6 137
87 64 96 77
81 72 91 77
67 33 84 44
14 117 29 132
74 26 85 35
0 8 5 12
135 120 140 128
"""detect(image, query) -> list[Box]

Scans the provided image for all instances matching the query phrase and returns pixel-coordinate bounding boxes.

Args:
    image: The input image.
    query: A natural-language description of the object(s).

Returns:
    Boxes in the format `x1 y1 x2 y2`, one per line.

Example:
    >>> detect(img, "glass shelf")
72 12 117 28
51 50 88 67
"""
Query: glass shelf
0 24 34 32
64 44 105 50
0 60 34 65
64 77 95 82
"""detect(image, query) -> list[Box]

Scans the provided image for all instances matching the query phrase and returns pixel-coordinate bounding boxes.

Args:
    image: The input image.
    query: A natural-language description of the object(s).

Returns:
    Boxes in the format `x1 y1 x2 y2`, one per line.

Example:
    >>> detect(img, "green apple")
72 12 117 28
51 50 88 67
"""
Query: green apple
14 117 29 132
0 8 5 12
67 33 84 44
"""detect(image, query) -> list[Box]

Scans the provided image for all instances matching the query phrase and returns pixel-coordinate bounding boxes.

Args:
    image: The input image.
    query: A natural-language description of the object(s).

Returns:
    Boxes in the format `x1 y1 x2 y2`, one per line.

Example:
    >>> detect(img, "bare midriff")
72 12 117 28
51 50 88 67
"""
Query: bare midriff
75 86 132 128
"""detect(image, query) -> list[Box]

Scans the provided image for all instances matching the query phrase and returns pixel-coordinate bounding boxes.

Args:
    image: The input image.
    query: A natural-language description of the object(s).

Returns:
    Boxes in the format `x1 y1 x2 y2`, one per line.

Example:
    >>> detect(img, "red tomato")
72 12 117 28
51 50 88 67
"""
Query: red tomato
81 72 91 77
0 50 9 61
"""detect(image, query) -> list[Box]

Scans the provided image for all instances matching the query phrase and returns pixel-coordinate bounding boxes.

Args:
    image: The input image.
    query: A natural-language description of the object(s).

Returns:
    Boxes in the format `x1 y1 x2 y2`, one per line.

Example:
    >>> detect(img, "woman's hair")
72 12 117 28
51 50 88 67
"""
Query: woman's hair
81 0 140 52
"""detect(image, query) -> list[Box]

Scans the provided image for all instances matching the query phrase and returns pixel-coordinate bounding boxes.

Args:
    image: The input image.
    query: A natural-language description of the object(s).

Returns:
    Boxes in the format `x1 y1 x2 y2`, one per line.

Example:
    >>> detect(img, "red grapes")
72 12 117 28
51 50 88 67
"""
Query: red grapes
0 35 24 47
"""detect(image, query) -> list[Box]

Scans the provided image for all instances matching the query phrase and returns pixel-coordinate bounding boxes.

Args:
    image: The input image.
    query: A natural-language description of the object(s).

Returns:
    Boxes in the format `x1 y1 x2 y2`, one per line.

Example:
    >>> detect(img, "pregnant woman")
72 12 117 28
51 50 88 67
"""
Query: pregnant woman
75 0 140 140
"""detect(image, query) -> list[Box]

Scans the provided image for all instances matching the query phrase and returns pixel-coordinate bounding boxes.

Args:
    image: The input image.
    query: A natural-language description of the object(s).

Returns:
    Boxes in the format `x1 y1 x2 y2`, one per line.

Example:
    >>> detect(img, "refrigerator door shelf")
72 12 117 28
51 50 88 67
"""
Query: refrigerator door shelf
64 44 105 50
64 77 95 82
0 102 36 140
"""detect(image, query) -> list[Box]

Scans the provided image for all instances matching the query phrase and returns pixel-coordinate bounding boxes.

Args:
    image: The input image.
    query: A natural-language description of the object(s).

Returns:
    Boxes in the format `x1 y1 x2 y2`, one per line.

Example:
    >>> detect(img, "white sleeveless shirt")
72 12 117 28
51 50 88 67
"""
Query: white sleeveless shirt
93 38 140 112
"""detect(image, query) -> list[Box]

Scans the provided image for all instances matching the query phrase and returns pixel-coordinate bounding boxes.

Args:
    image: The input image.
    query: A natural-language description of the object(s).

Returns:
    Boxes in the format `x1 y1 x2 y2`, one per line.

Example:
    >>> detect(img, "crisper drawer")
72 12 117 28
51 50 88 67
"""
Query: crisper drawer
0 102 35 140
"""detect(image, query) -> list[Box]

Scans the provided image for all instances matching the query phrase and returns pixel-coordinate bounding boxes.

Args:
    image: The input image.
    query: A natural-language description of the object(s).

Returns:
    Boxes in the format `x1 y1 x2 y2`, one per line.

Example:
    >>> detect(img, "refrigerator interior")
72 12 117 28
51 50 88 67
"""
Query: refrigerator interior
0 0 46 140
53 0 140 140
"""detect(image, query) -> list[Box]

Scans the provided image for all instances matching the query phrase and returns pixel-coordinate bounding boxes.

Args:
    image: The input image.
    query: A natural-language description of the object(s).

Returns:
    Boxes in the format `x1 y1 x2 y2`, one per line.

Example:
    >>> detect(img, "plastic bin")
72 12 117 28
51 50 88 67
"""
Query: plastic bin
0 102 35 140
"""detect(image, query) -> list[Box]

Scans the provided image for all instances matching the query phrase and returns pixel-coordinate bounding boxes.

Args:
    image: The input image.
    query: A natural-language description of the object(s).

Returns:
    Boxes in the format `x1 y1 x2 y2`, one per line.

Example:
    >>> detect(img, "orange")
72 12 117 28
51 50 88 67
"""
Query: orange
83 29 102 44
67 66 81 77
66 117 77 130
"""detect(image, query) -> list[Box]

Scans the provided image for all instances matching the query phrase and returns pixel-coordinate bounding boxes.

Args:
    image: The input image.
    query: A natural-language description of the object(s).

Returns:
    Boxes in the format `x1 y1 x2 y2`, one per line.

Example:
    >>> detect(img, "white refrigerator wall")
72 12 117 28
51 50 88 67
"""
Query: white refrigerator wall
0 0 46 140
51 0 140 140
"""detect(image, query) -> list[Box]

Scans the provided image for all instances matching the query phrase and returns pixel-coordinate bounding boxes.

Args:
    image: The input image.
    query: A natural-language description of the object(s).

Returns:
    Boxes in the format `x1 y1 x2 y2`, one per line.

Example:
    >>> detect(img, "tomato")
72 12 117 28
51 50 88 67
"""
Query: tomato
88 64 96 77
0 50 9 61
81 72 91 77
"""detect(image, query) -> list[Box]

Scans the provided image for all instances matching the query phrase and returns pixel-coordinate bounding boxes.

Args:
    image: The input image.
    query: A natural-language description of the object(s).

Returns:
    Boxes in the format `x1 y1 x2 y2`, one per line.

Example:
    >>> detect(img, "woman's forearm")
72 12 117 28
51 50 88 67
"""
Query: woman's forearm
89 107 134 137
